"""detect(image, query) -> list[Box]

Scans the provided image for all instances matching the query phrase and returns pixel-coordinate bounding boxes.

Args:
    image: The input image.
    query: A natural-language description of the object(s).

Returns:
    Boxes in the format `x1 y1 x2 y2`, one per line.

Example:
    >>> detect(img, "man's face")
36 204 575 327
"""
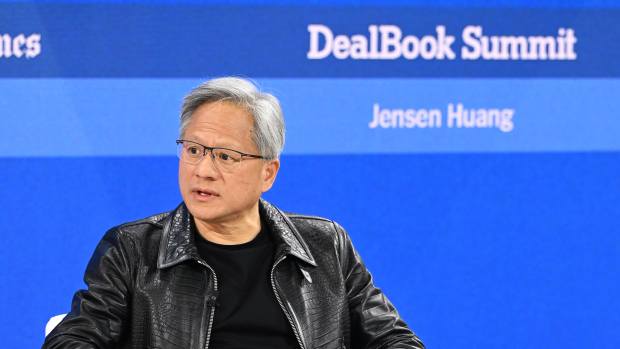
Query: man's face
178 101 279 227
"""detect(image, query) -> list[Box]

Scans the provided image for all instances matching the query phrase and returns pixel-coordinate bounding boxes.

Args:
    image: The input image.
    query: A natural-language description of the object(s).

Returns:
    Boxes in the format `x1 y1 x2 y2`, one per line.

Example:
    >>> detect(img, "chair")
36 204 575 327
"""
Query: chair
45 314 67 336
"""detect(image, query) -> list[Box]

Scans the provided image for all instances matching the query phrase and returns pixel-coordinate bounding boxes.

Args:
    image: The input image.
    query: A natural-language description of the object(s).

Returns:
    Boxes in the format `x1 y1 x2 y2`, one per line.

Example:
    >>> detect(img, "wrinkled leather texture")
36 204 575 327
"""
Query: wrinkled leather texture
43 200 425 349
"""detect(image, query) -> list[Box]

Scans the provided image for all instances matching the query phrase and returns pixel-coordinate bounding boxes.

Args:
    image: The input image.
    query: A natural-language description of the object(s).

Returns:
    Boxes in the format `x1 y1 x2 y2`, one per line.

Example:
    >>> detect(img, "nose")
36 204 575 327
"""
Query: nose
194 150 220 179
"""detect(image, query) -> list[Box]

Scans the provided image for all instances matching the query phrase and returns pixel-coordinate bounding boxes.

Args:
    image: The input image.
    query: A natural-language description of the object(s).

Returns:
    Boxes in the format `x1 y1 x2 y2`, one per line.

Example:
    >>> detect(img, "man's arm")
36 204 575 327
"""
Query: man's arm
43 228 134 349
334 223 425 349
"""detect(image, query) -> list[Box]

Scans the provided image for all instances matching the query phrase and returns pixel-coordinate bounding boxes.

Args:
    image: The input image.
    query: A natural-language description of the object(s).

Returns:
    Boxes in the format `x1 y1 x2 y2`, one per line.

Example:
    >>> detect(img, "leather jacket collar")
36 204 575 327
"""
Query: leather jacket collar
157 199 317 269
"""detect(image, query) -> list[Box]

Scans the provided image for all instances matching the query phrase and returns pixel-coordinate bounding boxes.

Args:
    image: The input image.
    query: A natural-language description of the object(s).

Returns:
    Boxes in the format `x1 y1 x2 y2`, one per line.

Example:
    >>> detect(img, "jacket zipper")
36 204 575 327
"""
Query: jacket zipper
197 260 218 349
270 255 306 349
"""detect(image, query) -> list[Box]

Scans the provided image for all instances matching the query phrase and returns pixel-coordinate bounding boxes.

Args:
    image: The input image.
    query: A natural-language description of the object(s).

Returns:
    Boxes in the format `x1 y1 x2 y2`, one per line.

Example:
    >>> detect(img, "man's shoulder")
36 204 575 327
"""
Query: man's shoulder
117 211 171 229
285 212 334 225
282 211 344 240
110 210 173 241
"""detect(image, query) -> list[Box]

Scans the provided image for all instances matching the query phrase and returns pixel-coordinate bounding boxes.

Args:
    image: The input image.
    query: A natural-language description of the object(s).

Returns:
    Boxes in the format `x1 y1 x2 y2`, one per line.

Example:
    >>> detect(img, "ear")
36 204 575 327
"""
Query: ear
261 159 280 193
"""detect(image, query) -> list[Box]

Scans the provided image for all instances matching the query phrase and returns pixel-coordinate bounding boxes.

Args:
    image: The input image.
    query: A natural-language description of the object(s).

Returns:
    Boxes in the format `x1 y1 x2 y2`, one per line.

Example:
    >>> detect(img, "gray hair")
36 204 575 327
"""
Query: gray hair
179 77 285 160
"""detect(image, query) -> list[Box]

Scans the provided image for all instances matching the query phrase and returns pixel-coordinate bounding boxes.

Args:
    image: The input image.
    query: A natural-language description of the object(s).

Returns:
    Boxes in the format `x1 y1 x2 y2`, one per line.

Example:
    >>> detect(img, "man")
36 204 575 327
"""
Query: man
43 77 425 349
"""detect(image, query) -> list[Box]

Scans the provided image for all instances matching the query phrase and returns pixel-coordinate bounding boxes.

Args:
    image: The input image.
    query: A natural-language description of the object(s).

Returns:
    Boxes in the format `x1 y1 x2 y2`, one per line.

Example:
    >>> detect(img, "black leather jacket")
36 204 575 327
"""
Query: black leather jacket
43 200 424 349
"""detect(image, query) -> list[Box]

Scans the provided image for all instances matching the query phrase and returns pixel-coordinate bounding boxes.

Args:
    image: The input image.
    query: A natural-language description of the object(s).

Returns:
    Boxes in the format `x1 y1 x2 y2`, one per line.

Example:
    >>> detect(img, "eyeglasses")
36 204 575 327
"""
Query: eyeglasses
176 139 264 170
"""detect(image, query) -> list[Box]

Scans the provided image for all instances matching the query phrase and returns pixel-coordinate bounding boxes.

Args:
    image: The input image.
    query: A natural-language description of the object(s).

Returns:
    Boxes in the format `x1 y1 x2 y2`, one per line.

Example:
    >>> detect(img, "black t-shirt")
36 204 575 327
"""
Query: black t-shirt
194 222 298 349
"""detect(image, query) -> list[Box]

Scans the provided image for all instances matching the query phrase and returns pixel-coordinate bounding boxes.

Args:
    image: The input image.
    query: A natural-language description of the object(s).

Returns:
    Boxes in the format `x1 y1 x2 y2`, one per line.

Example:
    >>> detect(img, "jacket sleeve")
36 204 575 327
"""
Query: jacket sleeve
43 228 134 349
334 223 425 349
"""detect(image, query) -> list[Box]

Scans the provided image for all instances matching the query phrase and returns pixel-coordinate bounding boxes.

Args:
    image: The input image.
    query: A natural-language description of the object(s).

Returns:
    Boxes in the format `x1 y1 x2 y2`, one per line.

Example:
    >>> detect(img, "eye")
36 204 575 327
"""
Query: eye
186 145 201 156
214 149 240 163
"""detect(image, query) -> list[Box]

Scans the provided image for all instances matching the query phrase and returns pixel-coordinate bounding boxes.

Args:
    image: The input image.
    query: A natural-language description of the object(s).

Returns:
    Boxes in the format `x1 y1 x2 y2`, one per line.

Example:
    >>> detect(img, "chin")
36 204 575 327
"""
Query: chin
186 201 218 220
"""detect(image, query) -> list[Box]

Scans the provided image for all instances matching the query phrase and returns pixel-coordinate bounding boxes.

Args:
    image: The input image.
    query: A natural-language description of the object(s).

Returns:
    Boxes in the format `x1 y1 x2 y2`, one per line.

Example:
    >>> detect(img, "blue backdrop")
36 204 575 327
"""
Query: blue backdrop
1 1 619 348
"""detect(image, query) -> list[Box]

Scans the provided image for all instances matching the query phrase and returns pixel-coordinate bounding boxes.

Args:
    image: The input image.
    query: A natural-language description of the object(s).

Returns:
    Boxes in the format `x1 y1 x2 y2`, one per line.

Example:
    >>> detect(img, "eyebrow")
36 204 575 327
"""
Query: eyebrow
184 138 246 152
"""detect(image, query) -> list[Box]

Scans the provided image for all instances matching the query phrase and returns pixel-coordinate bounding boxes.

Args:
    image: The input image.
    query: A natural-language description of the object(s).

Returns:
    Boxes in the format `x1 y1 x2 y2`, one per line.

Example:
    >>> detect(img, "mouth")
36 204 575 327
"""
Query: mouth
192 188 220 199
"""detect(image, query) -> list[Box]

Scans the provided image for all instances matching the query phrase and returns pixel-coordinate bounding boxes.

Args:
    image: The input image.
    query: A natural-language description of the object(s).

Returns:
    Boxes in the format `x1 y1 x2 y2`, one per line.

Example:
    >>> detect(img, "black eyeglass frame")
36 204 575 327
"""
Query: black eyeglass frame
176 139 265 163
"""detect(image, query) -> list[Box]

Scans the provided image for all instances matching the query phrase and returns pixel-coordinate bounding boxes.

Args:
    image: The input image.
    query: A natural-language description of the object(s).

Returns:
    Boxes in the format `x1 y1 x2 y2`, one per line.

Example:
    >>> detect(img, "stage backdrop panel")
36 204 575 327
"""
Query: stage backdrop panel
1 1 619 348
